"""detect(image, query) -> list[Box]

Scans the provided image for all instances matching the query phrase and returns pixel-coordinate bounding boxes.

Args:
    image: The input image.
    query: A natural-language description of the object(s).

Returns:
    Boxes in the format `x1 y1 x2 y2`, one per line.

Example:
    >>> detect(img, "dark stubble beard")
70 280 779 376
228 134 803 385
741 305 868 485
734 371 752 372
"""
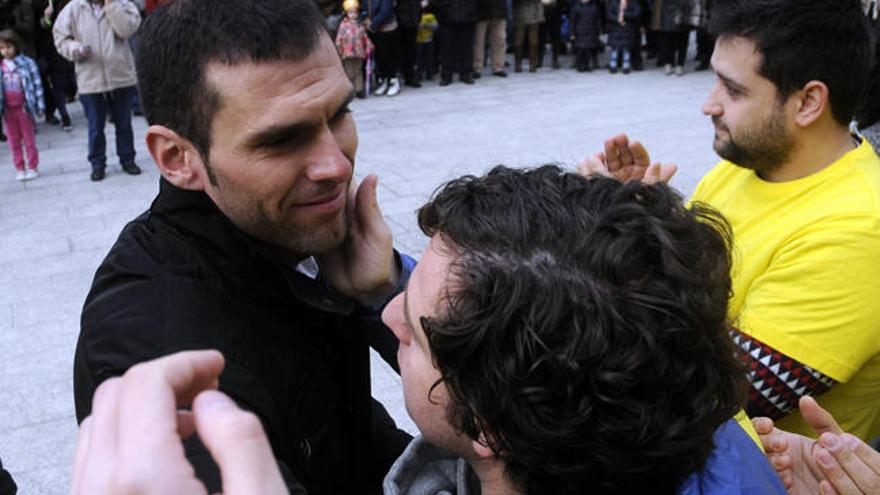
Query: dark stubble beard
713 107 796 179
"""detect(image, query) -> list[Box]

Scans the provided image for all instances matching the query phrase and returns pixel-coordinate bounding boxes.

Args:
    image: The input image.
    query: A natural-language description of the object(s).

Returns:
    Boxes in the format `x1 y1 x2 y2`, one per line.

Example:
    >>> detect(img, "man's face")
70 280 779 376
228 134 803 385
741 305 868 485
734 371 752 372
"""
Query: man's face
200 35 356 257
382 237 475 455
701 36 796 176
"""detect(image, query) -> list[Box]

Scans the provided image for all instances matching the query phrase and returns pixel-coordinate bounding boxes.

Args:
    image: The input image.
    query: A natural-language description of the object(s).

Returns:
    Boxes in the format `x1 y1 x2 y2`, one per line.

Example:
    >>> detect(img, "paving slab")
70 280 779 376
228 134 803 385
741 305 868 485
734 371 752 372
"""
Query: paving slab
0 53 719 493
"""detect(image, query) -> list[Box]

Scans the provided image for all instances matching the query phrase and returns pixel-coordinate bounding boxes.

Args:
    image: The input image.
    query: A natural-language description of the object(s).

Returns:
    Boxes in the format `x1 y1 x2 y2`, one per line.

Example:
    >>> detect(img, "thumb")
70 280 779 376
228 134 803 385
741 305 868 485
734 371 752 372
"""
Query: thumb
800 396 844 436
193 391 288 494
354 174 388 238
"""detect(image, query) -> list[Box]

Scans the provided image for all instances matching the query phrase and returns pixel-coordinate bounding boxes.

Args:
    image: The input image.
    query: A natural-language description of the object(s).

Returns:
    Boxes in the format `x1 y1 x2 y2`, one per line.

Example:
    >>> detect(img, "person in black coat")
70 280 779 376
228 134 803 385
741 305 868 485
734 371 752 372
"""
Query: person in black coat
606 0 640 73
569 0 600 71
395 0 423 86
0 458 16 495
432 0 478 84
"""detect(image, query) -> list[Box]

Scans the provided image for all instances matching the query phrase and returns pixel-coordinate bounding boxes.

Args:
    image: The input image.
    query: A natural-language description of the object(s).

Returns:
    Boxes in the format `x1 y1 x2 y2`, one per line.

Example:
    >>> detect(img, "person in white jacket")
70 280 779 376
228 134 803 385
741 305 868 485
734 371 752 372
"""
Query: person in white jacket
53 0 141 181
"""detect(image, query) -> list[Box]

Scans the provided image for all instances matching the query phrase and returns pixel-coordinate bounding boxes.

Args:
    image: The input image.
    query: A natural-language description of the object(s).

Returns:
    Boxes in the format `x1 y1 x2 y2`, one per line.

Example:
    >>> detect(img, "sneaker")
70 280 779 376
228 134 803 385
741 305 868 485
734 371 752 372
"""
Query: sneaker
385 77 401 96
492 70 508 77
90 169 106 181
121 162 142 175
460 74 474 84
609 66 618 74
404 78 422 88
373 78 388 96
675 66 685 76
471 71 482 79
62 120 72 131
623 67 631 74
15 170 26 181
24 169 38 180
46 115 61 125
664 64 673 75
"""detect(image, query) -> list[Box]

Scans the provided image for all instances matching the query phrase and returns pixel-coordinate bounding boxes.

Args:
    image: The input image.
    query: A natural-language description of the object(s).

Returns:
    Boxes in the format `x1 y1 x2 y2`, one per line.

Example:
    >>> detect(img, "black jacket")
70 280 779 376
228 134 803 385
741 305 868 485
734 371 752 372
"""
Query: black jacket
569 1 600 49
74 179 413 495
432 0 478 24
477 0 506 21
0 458 15 495
395 0 422 29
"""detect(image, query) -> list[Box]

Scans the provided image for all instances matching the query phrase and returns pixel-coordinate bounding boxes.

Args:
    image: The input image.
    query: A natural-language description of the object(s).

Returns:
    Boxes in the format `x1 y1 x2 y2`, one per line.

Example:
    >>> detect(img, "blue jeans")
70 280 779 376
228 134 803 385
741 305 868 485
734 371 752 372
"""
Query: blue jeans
80 86 137 171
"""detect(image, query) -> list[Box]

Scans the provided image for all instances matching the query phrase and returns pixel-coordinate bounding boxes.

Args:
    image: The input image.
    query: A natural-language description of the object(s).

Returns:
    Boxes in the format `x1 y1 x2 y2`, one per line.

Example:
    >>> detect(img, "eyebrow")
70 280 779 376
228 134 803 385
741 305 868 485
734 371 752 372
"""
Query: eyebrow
715 69 749 95
245 90 355 149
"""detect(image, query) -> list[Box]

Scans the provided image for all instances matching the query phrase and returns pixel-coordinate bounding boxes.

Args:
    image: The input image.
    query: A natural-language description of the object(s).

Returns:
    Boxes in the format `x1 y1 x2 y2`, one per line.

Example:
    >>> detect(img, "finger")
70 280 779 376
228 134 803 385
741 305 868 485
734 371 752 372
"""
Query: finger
603 134 628 171
116 351 224 463
801 396 844 436
659 163 678 182
751 417 775 435
614 135 636 168
193 391 288 494
816 446 862 495
69 416 94 495
354 174 392 246
89 378 122 455
577 152 610 177
819 480 841 495
628 140 651 168
822 433 880 493
177 410 196 440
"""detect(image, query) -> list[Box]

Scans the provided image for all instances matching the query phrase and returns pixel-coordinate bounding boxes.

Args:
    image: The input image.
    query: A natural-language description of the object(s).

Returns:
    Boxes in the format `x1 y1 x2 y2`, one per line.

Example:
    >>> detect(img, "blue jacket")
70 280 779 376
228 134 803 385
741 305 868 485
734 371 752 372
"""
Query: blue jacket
679 419 787 495
0 55 45 119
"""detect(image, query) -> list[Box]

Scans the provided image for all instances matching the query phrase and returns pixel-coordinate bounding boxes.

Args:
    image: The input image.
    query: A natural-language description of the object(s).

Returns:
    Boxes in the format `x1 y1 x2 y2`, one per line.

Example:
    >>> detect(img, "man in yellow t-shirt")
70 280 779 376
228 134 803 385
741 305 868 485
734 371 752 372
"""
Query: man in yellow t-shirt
580 0 880 440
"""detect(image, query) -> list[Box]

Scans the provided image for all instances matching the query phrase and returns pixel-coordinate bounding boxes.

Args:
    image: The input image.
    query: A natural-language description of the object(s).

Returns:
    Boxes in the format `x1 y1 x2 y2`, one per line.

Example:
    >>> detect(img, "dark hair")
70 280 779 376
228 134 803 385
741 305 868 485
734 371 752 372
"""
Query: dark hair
136 0 326 158
856 17 880 129
709 0 874 126
417 166 747 494
0 29 21 54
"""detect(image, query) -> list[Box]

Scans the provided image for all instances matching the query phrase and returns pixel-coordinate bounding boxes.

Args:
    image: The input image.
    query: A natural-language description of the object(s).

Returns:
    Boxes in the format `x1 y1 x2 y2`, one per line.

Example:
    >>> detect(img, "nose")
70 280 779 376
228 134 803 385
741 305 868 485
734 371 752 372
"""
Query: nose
701 85 722 117
305 125 353 184
382 294 411 345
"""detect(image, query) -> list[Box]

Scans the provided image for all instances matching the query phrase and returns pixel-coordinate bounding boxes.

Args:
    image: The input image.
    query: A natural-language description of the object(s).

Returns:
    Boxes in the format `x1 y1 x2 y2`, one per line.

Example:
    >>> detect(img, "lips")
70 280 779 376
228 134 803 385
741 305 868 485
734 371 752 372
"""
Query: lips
291 188 346 214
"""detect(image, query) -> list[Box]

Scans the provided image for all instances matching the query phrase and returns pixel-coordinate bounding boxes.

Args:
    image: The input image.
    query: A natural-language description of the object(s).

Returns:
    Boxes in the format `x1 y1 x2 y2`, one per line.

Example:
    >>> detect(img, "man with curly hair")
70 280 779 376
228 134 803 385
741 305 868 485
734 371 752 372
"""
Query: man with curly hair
380 165 785 494
581 0 880 443
67 166 787 494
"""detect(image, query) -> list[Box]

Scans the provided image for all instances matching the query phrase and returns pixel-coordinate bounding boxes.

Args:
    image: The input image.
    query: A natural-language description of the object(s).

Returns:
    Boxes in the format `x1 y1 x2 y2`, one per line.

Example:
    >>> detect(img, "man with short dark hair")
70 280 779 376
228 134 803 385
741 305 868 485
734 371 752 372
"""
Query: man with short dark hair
73 0 413 492
582 0 880 442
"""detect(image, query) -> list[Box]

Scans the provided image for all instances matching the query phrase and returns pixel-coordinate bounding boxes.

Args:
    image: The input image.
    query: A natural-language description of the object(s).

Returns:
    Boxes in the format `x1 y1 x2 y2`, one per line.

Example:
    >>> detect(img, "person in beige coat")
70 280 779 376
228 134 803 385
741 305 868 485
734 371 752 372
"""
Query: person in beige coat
53 0 141 181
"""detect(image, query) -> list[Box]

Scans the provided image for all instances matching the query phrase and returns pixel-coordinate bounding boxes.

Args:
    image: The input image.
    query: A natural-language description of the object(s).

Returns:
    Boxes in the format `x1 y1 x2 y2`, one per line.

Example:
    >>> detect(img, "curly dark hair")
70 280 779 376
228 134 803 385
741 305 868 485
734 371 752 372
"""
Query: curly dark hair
416 165 747 494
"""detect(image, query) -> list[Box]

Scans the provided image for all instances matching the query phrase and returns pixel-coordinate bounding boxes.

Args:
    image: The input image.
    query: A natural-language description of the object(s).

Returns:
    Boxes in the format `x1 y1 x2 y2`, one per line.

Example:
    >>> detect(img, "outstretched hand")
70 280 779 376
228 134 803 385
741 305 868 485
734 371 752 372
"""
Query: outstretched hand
70 350 288 495
317 174 399 306
577 134 677 184
754 396 880 495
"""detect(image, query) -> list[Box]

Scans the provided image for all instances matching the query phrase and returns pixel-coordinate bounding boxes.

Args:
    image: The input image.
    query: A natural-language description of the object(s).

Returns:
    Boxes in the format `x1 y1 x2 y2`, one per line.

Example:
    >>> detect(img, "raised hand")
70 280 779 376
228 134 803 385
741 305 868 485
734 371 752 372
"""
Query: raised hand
70 350 288 495
317 174 400 305
577 134 677 184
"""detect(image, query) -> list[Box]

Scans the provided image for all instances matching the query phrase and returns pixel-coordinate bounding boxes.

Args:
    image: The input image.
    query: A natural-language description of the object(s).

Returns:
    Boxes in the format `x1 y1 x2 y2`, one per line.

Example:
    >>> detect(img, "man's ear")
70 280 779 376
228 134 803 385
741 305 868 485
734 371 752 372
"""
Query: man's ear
145 125 208 191
471 431 495 460
793 80 829 128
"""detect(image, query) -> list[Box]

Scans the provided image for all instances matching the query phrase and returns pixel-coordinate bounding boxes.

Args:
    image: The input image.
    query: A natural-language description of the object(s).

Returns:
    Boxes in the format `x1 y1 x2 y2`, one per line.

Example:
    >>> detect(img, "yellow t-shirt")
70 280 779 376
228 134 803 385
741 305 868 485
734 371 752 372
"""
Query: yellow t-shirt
692 139 880 440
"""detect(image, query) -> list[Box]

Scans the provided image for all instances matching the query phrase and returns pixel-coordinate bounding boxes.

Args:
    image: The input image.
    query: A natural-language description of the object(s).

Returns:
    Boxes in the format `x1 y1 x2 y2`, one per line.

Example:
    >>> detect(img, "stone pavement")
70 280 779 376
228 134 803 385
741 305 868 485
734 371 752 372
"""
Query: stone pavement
0 58 719 493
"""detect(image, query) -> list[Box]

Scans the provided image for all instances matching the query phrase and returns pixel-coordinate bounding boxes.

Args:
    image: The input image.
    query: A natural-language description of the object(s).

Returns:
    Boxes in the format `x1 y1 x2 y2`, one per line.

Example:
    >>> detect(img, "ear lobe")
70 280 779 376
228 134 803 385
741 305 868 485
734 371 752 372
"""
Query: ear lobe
472 431 495 459
794 80 829 128
145 125 207 191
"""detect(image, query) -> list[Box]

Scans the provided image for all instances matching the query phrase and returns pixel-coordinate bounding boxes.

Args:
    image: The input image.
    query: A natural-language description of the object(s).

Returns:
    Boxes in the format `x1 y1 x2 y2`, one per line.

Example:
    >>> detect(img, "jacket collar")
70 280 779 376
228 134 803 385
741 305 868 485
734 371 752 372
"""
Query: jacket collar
148 178 358 314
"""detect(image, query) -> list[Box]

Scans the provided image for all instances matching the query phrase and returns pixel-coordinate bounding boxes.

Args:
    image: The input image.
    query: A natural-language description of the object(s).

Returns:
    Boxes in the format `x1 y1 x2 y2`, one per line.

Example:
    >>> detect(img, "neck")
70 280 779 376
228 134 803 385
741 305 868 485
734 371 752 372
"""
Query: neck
469 457 524 495
763 123 856 182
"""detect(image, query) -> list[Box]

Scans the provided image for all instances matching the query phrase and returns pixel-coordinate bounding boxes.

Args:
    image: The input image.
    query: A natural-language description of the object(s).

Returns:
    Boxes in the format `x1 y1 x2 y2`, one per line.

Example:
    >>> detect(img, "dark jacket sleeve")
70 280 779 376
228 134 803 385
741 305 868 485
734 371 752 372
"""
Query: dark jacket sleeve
0 457 15 495
73 230 307 494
